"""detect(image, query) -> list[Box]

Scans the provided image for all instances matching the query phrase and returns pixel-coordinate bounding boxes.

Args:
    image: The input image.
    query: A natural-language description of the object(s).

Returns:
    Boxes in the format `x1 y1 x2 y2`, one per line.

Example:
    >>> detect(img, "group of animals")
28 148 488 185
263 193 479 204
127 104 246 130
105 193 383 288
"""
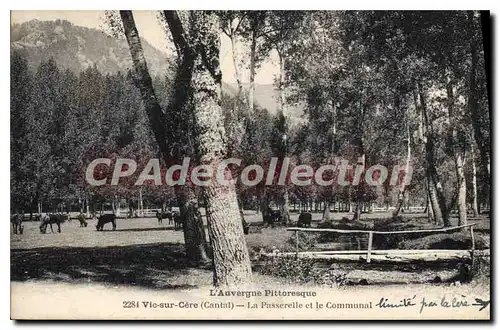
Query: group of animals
10 214 24 234
264 208 313 228
10 213 71 234
10 212 113 234
10 210 181 235
155 210 183 230
11 208 313 235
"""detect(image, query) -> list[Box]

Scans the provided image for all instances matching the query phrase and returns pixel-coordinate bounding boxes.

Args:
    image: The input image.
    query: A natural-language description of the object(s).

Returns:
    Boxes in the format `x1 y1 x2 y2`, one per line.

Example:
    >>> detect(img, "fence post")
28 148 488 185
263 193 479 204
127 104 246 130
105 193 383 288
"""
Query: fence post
367 231 373 263
295 230 299 259
470 225 475 267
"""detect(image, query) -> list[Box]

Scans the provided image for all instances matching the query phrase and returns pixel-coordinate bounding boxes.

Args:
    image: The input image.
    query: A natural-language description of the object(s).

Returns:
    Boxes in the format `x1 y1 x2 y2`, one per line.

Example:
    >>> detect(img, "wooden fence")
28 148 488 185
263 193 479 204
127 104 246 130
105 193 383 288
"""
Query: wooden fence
286 223 477 264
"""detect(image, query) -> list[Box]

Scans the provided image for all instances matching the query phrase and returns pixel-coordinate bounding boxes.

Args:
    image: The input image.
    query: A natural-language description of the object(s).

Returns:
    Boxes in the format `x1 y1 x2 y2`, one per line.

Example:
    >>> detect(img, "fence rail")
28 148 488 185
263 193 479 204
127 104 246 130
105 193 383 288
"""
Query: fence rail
287 223 477 264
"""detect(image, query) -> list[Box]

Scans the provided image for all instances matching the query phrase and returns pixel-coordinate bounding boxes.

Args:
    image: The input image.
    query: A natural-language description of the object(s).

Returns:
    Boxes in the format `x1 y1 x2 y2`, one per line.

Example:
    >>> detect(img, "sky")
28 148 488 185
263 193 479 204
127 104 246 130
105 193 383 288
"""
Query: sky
10 10 279 85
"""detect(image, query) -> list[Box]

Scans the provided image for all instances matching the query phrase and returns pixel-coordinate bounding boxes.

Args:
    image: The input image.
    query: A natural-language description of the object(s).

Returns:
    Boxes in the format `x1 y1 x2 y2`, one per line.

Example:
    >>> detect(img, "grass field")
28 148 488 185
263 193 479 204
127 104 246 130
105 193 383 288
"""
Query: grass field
10 210 396 250
10 211 490 291
10 213 297 289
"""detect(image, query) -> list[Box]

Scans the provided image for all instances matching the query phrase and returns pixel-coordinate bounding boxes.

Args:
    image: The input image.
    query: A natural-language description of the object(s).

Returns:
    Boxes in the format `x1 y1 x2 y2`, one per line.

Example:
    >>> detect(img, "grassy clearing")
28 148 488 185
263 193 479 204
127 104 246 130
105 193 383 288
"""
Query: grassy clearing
11 212 490 290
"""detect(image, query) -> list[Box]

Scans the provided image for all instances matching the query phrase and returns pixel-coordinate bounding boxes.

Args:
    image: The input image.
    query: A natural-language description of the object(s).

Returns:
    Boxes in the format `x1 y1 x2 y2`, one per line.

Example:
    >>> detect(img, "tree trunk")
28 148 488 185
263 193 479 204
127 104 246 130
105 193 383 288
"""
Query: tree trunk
176 186 210 265
237 197 248 233
446 82 467 229
468 12 490 179
348 190 353 213
138 188 144 217
90 197 95 218
186 12 252 286
119 11 169 157
424 176 433 222
277 52 286 114
428 179 443 226
281 188 291 225
394 192 404 217
426 142 449 226
228 27 243 98
455 153 468 227
322 201 331 222
353 203 361 221
248 29 257 113
276 53 290 226
122 10 252 286
393 106 412 217
121 10 209 265
471 149 479 217
260 190 269 223
352 152 365 222
418 84 449 226
468 12 488 216
127 198 133 218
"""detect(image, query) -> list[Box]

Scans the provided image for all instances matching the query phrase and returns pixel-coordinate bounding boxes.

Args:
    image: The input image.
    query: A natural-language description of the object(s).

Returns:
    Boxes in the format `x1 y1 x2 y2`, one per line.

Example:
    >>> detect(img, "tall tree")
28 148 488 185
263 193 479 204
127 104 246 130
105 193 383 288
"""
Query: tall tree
240 11 267 114
11 52 32 213
119 10 210 265
120 10 252 285
219 11 246 99
182 11 253 285
260 11 306 225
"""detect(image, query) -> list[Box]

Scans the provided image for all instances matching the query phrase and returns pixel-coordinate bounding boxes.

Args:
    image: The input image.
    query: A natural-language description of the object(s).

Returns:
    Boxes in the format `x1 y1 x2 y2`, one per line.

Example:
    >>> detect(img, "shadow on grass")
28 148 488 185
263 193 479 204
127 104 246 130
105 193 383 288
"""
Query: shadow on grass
86 225 183 233
11 243 210 290
112 227 180 232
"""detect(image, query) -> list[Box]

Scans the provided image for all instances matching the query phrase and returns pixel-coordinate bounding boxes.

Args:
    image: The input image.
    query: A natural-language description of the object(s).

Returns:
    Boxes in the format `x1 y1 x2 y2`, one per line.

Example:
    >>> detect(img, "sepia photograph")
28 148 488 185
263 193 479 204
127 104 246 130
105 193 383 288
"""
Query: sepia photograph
9 9 491 320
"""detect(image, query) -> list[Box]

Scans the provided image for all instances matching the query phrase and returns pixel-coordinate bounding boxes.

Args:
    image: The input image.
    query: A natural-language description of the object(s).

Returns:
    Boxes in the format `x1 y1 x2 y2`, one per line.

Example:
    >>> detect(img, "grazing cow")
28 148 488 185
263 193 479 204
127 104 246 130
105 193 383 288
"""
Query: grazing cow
76 213 88 227
269 209 282 222
53 213 70 223
173 211 183 230
264 208 281 227
96 214 117 231
297 212 312 228
165 212 174 225
156 211 174 225
39 214 65 233
11 214 24 235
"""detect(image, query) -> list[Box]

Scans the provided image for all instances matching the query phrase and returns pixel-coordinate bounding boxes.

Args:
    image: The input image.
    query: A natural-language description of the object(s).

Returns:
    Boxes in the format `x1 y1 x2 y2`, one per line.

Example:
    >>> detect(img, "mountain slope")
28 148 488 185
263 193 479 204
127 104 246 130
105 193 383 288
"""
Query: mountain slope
11 19 173 76
11 19 305 124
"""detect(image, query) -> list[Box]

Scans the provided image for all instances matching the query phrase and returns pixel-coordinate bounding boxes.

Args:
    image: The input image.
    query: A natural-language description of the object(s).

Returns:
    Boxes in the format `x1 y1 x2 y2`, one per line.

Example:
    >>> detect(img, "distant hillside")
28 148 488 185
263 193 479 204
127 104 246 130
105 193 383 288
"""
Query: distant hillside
10 19 305 124
11 19 173 76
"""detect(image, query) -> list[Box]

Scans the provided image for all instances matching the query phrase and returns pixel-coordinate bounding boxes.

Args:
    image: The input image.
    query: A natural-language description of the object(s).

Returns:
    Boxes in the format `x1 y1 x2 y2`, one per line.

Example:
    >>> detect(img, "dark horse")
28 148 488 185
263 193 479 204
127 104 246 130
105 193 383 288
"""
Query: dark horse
156 211 173 225
173 211 183 230
39 214 65 233
297 212 312 228
11 214 24 235
264 208 282 228
96 214 116 231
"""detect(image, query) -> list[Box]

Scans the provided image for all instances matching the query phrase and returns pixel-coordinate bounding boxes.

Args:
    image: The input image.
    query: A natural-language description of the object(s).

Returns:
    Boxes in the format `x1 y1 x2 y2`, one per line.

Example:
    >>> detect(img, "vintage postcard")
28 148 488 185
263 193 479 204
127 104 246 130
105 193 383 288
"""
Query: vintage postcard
10 10 491 320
